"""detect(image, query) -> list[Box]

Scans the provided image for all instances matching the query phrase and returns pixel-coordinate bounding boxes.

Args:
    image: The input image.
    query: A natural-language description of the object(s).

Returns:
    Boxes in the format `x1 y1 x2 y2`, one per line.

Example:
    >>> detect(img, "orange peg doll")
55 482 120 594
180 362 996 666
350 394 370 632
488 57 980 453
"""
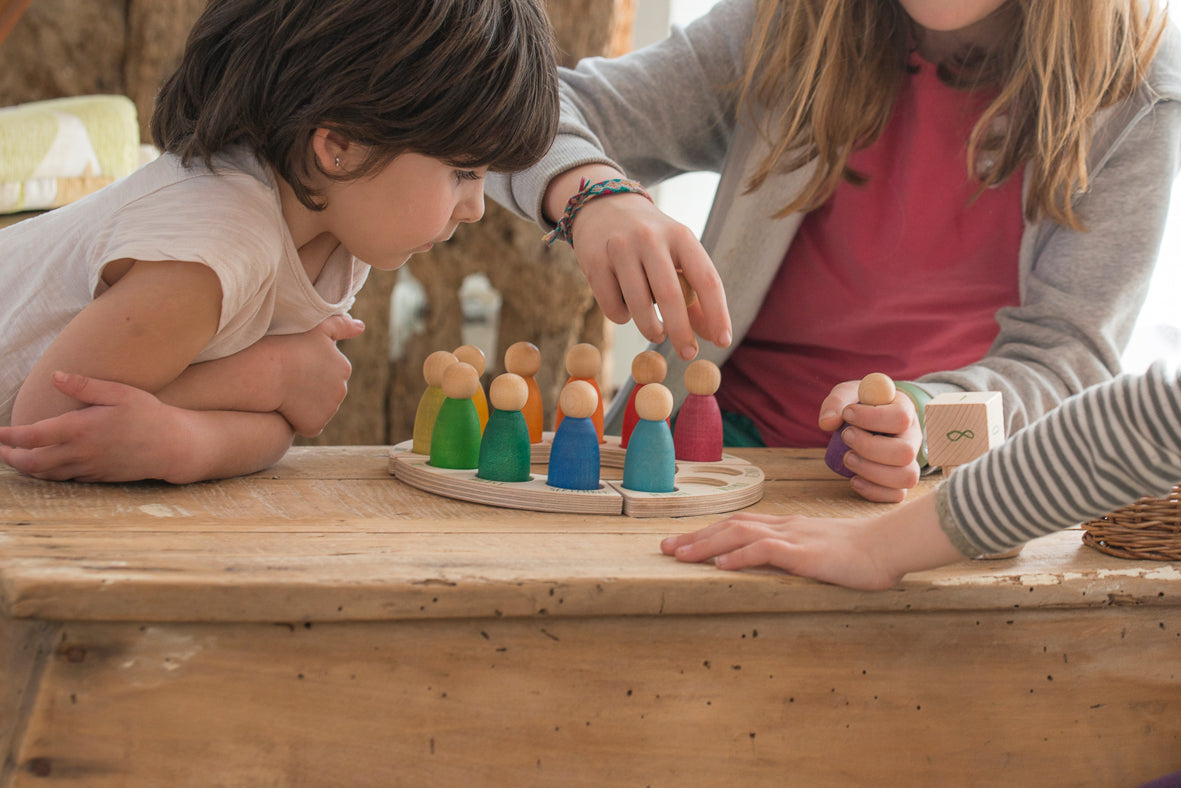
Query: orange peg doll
504 341 544 443
554 342 605 443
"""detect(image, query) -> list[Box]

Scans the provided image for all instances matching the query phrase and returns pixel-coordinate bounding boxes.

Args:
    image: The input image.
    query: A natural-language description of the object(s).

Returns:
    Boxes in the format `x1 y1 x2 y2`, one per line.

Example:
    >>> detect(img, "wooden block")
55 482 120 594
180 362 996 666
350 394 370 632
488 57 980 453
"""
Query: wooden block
924 392 1004 469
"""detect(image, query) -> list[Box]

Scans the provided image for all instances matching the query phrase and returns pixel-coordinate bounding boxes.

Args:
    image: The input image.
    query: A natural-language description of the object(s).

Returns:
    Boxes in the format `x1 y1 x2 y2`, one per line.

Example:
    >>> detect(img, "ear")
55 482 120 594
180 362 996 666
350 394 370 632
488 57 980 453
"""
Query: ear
310 128 354 174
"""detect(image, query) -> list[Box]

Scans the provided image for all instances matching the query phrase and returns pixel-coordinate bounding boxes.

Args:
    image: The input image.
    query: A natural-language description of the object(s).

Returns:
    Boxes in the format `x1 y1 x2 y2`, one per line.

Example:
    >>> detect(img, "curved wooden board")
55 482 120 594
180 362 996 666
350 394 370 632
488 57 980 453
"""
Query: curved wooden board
389 436 763 518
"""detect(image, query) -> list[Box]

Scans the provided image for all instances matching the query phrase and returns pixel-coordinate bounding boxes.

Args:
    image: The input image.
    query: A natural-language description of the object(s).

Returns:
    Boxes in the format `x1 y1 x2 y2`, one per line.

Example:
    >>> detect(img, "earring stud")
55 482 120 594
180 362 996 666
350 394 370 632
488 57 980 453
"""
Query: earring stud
334 156 341 169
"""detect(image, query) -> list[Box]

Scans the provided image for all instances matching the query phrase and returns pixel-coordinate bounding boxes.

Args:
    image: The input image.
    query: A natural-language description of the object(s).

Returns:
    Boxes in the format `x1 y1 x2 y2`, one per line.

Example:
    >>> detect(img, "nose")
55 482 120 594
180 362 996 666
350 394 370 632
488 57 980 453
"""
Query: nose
455 183 485 224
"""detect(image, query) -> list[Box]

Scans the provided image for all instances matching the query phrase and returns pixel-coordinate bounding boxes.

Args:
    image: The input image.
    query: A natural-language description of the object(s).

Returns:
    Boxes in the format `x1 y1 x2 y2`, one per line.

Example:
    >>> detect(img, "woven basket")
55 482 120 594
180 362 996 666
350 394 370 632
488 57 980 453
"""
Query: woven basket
1081 483 1181 561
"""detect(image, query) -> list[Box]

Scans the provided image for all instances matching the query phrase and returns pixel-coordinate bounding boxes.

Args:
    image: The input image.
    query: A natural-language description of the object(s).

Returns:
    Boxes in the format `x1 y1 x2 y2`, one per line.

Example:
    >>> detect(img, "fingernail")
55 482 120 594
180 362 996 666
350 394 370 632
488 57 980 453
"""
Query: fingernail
819 409 837 425
715 555 730 568
842 407 856 422
718 330 732 347
679 345 697 360
842 428 855 448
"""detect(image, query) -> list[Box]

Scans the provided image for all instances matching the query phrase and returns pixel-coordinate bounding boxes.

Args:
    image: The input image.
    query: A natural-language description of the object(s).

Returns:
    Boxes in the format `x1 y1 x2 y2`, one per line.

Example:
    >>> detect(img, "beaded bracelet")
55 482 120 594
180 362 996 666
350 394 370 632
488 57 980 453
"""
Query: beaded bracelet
543 177 653 247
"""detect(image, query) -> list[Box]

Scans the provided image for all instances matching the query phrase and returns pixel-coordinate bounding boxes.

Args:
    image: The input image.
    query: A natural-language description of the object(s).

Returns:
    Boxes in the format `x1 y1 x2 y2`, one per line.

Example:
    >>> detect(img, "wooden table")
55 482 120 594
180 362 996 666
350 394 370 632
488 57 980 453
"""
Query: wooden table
1 447 1178 786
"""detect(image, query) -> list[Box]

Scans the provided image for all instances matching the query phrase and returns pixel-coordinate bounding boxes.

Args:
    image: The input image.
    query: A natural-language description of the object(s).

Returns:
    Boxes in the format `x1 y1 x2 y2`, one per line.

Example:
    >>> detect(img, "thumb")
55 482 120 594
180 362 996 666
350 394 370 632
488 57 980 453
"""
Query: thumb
52 371 137 407
319 314 366 342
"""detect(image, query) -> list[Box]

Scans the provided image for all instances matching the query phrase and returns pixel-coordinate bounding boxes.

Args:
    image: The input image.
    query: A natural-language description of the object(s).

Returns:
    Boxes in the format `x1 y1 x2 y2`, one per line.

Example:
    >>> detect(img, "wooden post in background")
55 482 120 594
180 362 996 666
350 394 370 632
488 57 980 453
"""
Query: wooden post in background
0 0 637 446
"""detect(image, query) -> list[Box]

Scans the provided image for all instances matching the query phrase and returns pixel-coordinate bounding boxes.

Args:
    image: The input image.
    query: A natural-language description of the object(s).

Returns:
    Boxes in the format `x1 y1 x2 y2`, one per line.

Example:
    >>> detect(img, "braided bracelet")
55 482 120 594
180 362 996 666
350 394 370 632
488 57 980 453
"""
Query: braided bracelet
543 177 653 247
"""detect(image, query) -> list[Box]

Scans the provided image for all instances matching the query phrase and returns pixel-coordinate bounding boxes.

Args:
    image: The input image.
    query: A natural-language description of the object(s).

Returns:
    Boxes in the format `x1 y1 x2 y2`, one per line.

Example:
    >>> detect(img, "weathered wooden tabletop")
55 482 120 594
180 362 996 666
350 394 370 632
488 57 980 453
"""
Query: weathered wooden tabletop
1 447 1178 786
1 446 1175 623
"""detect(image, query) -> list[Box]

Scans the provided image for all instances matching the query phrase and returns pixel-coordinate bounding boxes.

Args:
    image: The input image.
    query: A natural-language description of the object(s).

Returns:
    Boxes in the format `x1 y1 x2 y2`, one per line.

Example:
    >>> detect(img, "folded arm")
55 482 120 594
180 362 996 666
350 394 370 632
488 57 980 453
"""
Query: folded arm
0 259 356 483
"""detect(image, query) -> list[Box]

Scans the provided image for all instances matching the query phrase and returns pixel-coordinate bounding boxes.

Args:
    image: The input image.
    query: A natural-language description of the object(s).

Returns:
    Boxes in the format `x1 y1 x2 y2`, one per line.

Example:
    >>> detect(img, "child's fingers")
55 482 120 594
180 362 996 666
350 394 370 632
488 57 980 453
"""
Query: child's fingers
849 474 910 504
713 538 799 571
669 519 787 564
0 418 71 450
841 426 920 470
661 512 803 555
614 255 667 344
842 396 915 435
51 371 136 407
660 520 731 554
646 258 698 361
582 262 631 326
674 241 730 349
0 443 81 481
818 380 861 431
319 314 366 342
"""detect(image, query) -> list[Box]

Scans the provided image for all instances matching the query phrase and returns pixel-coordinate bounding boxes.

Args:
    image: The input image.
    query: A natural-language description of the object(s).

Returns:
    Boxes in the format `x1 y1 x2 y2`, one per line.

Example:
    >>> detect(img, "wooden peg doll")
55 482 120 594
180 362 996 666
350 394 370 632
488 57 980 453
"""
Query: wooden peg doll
621 349 668 448
674 359 723 462
429 362 482 470
453 344 489 432
477 373 532 483
825 372 895 478
412 350 458 455
623 382 676 493
504 341 544 443
554 342 605 442
546 380 600 491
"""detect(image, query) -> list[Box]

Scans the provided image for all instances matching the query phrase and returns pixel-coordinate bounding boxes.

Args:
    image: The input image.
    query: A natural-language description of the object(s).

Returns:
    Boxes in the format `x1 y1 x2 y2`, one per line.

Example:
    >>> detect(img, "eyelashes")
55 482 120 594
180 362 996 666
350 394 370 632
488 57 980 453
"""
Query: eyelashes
455 169 483 183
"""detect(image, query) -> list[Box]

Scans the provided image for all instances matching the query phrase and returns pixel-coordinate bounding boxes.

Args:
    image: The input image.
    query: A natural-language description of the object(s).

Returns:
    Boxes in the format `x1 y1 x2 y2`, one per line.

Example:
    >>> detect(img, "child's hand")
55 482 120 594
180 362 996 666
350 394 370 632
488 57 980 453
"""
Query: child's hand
818 380 922 503
660 512 903 590
571 193 731 361
660 494 964 591
0 372 187 482
269 314 364 436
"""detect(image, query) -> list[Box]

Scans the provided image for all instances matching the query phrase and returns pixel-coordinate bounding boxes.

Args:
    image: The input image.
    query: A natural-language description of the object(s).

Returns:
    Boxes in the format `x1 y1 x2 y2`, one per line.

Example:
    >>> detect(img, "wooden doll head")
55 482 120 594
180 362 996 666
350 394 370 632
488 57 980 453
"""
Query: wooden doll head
504 341 541 377
453 344 487 376
423 350 459 386
489 373 529 412
635 383 673 421
858 372 895 406
631 350 668 385
559 380 598 419
442 362 480 400
565 343 602 379
684 359 721 396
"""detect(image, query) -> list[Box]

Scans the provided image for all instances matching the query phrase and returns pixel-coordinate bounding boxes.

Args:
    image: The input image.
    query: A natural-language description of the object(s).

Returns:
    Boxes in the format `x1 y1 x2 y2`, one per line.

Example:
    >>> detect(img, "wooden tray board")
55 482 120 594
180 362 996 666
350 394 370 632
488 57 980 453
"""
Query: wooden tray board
389 435 764 518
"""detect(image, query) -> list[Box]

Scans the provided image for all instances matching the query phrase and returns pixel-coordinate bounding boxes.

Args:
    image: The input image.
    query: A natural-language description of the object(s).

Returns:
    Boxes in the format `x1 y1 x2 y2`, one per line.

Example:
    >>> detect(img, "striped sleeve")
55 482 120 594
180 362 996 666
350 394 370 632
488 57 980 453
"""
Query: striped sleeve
934 360 1181 557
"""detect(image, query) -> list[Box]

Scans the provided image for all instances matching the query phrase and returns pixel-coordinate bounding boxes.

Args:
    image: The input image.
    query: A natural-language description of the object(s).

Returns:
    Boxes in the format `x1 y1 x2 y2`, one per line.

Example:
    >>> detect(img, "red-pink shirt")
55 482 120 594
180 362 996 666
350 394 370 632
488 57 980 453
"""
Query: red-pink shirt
716 58 1024 447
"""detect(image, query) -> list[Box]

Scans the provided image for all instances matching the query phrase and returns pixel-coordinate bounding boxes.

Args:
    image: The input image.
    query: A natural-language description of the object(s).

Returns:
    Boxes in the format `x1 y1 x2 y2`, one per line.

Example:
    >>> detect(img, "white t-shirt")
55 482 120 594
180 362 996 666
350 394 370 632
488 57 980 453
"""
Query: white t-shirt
0 148 370 424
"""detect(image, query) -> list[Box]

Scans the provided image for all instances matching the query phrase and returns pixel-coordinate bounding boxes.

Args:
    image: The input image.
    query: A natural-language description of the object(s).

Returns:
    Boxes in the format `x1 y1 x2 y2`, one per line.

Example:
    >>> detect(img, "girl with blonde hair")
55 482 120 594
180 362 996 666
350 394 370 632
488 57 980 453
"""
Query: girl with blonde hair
488 0 1181 502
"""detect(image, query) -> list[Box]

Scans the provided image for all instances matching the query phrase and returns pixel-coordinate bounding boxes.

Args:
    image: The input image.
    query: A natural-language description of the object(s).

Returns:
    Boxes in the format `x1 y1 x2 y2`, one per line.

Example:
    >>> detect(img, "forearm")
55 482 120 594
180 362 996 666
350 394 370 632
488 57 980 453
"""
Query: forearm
936 361 1181 556
158 344 283 413
871 493 966 577
542 164 625 225
166 408 294 483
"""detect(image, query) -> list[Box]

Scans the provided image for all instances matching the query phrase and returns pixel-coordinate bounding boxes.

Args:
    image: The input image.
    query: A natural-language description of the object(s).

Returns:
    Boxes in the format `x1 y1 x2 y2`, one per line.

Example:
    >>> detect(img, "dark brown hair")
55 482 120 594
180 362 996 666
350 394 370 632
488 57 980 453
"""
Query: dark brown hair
152 0 559 209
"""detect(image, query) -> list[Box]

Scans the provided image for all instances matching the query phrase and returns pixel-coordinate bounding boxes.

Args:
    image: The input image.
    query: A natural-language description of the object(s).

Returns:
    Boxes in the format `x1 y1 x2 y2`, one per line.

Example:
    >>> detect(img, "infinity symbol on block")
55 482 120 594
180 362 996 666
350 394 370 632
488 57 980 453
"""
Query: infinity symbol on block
945 430 976 442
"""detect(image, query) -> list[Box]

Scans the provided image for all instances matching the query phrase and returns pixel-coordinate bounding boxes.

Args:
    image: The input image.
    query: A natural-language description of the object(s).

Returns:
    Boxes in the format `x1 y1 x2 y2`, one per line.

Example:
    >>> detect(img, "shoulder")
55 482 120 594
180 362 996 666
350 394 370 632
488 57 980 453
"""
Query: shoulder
1144 18 1181 103
99 150 287 270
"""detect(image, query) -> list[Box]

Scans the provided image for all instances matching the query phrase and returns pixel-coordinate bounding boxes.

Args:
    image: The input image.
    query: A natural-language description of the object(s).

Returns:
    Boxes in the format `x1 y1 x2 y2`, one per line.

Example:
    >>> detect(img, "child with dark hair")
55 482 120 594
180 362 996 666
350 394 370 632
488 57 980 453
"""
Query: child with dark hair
0 0 558 483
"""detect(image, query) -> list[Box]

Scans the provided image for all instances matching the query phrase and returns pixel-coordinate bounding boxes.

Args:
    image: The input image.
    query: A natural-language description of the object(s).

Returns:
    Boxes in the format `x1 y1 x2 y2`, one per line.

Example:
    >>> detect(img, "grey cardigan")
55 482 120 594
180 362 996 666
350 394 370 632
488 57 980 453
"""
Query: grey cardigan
488 0 1181 440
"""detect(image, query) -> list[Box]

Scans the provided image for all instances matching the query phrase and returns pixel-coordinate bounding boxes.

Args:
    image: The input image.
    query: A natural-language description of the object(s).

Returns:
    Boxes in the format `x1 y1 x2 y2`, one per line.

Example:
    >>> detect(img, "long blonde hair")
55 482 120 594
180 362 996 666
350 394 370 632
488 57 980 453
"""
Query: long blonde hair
740 0 1165 229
